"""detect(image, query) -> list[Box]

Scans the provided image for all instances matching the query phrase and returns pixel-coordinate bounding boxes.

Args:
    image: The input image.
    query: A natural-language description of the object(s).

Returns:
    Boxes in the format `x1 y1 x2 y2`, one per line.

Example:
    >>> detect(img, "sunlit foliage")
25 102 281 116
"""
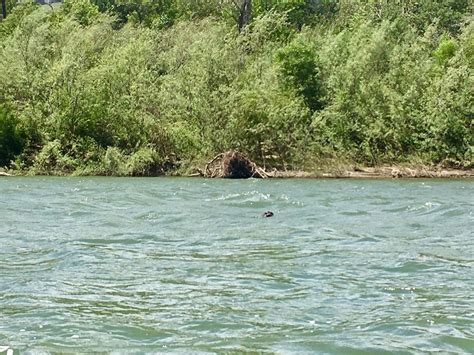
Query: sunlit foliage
0 0 472 174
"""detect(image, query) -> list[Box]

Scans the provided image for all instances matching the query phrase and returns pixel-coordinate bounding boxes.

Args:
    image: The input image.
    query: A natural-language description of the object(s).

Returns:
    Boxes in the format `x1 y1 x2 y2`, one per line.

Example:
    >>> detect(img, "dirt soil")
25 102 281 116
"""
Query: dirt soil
273 166 474 179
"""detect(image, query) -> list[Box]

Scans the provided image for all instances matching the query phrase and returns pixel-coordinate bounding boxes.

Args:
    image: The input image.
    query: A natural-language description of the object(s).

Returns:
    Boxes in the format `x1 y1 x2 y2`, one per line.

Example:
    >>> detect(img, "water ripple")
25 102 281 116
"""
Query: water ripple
0 177 473 353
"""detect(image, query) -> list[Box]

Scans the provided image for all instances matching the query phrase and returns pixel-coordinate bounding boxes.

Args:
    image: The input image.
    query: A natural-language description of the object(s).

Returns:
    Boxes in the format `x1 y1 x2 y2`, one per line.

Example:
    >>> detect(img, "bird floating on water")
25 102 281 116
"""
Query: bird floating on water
262 211 274 218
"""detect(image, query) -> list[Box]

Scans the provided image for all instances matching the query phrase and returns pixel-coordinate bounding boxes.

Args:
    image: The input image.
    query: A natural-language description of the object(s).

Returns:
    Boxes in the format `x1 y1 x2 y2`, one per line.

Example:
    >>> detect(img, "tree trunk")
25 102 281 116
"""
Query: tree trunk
1 0 7 20
237 0 251 32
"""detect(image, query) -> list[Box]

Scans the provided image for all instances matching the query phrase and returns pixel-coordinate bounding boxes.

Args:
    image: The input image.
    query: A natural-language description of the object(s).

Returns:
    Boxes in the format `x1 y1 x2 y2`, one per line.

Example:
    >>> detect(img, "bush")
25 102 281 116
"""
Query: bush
0 104 25 167
433 36 458 65
275 38 323 111
31 140 77 174
0 2 472 174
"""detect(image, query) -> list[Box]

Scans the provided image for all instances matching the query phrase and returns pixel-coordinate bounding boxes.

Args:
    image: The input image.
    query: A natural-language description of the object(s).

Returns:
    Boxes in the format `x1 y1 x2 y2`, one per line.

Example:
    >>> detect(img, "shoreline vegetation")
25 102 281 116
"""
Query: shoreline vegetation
1 1 473 177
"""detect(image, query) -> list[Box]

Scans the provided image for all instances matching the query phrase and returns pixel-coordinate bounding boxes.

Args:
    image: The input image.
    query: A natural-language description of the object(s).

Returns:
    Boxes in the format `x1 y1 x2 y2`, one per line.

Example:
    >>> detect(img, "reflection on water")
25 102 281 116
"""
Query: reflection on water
0 177 473 353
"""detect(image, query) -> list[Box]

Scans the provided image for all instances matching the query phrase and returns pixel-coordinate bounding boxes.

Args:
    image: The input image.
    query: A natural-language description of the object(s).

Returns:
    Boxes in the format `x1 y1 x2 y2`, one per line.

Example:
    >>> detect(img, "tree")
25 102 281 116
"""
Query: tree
275 39 324 111
236 0 251 32
0 104 24 167
1 0 6 19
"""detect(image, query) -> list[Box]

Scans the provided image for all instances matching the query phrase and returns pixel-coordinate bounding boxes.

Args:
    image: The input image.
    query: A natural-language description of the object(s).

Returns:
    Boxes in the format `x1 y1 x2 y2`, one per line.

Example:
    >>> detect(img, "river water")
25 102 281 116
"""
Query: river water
0 177 473 353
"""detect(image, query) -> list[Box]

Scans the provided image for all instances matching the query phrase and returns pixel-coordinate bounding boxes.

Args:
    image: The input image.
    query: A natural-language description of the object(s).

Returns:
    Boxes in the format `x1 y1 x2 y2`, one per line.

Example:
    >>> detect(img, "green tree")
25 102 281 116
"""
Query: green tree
275 38 323 111
0 104 24 167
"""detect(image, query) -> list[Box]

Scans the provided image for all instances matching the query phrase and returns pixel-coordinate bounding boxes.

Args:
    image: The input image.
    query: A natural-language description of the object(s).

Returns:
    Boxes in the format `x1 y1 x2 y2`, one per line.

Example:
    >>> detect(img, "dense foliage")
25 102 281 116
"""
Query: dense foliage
0 0 472 175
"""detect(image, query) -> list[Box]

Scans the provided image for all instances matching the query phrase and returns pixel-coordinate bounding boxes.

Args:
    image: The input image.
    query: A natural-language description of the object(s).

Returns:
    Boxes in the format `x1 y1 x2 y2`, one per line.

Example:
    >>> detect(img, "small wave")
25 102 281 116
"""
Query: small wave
208 191 271 202
440 208 469 218
339 210 370 216
74 237 146 246
205 191 303 206
418 251 474 266
378 260 437 273
407 201 446 215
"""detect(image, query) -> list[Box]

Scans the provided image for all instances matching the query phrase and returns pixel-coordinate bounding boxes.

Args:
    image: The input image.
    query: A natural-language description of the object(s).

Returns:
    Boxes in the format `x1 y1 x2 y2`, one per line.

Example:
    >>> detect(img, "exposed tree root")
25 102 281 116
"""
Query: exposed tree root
201 150 271 178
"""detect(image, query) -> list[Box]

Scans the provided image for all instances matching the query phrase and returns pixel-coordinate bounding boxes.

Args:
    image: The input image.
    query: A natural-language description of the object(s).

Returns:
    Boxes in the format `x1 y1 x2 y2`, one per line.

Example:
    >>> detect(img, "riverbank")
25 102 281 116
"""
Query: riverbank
2 166 473 179
272 166 474 179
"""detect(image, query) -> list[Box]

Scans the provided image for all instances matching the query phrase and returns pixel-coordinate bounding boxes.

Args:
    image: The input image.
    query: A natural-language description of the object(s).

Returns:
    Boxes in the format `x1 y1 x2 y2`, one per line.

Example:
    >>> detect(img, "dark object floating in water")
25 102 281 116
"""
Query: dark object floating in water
263 211 274 217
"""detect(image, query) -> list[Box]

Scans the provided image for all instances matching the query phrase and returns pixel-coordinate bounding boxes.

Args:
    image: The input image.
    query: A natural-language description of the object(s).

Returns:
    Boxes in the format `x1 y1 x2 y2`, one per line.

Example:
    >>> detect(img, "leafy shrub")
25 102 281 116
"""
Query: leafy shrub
0 1 472 174
275 38 323 111
0 104 25 167
433 36 458 65
32 140 77 174
62 0 99 26
102 146 126 175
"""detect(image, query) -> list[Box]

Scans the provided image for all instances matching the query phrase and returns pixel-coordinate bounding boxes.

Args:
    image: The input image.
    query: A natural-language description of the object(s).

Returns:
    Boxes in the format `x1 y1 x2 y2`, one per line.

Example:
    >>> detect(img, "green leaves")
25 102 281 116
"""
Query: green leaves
275 38 323 111
0 104 25 167
62 0 99 26
0 1 472 174
433 35 458 66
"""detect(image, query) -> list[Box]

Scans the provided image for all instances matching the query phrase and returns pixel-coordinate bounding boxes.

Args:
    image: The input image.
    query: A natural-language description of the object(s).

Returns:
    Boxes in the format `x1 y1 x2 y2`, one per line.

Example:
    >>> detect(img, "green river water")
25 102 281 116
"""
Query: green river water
0 177 473 354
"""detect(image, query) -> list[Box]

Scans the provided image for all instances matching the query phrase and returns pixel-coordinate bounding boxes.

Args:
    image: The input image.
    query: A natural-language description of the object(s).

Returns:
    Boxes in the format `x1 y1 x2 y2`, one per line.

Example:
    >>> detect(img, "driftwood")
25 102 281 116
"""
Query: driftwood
0 172 11 176
202 150 271 178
